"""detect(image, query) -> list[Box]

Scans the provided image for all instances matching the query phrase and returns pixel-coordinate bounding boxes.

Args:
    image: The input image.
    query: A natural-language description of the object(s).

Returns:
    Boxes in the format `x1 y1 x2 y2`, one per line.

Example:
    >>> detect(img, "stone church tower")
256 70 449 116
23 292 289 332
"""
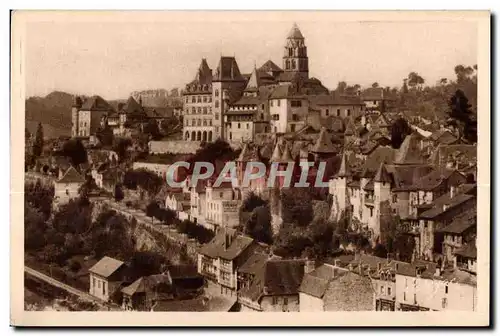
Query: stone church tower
283 23 309 79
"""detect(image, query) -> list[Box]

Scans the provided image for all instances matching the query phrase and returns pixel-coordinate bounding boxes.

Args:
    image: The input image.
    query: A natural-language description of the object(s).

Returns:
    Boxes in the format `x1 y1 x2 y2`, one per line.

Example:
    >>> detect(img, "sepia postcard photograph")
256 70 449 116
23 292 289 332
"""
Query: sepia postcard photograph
10 10 490 327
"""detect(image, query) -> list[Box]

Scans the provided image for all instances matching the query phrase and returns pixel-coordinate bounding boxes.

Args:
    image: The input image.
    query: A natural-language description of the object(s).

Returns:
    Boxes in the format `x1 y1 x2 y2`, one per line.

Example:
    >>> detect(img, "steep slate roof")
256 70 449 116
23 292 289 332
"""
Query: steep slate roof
121 96 144 115
455 243 477 259
121 274 172 296
429 144 477 168
198 228 254 261
413 167 464 191
280 143 294 163
430 129 458 145
259 60 283 73
89 256 125 278
309 94 364 106
311 127 336 154
420 192 475 220
299 264 348 298
336 152 351 178
213 56 245 82
374 162 391 183
81 95 114 112
57 166 86 184
270 142 283 162
240 259 306 302
194 58 213 85
439 208 476 234
238 253 269 275
394 133 425 165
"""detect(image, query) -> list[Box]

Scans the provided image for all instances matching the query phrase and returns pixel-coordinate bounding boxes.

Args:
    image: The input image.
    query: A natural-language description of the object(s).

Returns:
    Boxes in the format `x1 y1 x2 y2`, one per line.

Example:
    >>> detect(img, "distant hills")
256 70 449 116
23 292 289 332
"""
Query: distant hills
25 91 74 138
25 90 182 139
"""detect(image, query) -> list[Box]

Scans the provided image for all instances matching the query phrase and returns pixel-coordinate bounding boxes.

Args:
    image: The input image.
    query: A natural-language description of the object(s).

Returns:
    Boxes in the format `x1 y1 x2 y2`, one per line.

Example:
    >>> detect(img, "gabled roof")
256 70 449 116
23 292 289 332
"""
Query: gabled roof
287 23 304 39
81 95 114 112
430 129 458 145
121 274 172 296
57 166 86 184
270 142 283 162
280 143 294 163
455 243 477 259
240 259 306 302
121 96 144 115
89 256 125 278
213 56 245 82
299 264 348 298
198 228 255 261
309 94 363 106
439 208 476 234
374 162 391 183
311 127 336 154
194 58 213 85
420 192 475 220
259 60 282 73
336 152 351 178
238 253 269 275
394 133 425 165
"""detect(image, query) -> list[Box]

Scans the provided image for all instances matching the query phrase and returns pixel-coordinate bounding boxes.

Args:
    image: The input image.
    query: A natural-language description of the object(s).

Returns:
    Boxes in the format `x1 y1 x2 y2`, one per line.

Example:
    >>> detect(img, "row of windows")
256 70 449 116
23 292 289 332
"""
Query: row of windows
187 106 212 114
270 100 281 107
186 119 213 127
230 122 251 130
185 84 212 92
324 108 351 117
187 95 213 104
379 285 392 296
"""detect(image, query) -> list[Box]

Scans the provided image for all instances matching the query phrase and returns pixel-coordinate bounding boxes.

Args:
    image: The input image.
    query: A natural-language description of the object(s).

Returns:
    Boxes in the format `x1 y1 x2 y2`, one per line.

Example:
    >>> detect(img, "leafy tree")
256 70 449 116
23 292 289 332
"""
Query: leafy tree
281 188 313 227
25 180 55 220
312 200 331 222
372 82 379 88
146 201 161 218
51 198 92 235
144 119 162 141
187 139 236 173
114 184 124 201
96 122 114 147
61 139 88 166
112 137 132 163
336 81 347 94
447 89 477 143
129 251 168 277
32 122 44 159
24 202 47 251
407 72 425 90
390 117 412 149
243 205 273 245
240 192 267 213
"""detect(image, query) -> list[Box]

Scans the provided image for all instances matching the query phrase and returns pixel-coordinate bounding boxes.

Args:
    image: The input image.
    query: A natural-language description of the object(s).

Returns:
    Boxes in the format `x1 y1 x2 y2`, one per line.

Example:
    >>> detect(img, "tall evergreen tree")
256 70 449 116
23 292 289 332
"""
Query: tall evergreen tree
447 89 477 144
32 122 44 158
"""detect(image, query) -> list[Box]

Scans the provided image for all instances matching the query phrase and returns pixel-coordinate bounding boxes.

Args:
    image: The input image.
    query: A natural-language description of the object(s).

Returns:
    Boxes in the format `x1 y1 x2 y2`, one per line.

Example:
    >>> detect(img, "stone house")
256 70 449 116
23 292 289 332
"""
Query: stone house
88 256 127 302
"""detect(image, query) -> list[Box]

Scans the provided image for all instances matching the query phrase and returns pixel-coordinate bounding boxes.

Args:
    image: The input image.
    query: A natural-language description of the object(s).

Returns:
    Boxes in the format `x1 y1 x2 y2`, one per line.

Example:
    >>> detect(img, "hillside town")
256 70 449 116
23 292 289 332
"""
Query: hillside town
24 23 478 312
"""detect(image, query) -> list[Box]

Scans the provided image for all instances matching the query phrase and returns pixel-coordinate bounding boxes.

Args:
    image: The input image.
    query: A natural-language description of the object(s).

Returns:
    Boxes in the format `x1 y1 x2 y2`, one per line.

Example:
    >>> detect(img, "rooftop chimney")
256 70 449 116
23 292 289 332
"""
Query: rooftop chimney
450 186 456 199
304 259 315 274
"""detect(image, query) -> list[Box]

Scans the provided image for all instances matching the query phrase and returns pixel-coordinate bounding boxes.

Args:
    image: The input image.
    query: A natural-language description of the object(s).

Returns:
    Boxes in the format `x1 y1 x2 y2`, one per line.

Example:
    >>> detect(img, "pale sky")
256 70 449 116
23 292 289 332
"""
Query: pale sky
24 12 478 100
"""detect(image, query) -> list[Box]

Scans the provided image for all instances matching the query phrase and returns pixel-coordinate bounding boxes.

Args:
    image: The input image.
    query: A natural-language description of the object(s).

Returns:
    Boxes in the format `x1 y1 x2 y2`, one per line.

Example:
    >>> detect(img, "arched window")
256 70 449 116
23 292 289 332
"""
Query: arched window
292 59 296 69
288 48 293 57
202 131 207 142
215 89 219 97
192 96 196 103
185 131 190 140
215 100 219 108
196 131 201 141
208 131 213 142
191 131 196 140
286 60 290 70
